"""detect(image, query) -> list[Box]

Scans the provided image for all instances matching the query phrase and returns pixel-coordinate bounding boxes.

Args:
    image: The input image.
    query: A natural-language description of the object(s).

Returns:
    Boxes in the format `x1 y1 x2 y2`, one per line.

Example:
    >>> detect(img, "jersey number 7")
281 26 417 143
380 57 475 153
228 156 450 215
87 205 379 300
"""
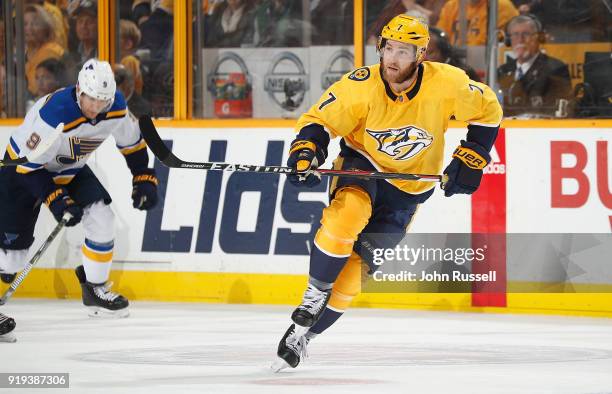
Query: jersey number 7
318 92 337 111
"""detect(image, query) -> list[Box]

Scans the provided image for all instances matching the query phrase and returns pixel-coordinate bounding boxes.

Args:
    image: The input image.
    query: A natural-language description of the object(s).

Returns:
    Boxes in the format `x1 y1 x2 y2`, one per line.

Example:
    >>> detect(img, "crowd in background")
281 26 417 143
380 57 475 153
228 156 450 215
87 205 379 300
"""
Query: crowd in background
1 0 172 118
0 0 610 119
202 0 611 118
202 0 354 47
200 0 610 47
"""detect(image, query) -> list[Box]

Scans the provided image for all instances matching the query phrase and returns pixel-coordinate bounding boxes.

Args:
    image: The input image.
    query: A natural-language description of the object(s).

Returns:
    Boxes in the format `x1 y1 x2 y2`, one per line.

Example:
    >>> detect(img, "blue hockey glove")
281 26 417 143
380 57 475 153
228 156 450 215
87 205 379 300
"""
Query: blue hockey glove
441 140 491 197
287 140 324 188
45 187 83 227
132 169 159 210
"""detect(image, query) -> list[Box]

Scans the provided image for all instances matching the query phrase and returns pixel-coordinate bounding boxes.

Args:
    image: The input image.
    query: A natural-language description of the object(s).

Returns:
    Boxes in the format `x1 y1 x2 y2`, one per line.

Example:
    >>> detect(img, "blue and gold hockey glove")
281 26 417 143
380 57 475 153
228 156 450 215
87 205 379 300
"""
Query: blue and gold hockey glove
287 140 324 187
44 187 83 227
441 140 491 197
132 169 159 210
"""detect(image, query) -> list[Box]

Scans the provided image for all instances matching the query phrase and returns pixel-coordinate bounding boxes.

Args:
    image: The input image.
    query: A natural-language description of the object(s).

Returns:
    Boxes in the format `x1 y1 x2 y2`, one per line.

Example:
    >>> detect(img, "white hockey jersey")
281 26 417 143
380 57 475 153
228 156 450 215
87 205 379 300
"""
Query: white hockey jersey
5 87 145 184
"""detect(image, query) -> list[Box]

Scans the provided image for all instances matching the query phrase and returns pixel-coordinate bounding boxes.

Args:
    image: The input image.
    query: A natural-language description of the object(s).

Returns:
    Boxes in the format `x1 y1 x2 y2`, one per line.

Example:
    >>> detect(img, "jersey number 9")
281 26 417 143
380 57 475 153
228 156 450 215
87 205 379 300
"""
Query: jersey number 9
26 132 41 150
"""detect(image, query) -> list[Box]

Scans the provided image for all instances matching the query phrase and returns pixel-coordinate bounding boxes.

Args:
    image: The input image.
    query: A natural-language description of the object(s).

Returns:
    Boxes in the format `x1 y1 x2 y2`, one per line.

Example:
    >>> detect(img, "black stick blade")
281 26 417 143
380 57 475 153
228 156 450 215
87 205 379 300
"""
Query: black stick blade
139 116 172 163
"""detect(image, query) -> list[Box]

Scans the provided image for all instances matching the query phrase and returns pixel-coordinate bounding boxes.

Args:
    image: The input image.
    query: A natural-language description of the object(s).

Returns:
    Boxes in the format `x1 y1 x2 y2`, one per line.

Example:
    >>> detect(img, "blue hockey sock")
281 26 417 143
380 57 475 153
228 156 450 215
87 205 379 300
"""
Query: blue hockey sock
308 243 349 285
307 306 344 335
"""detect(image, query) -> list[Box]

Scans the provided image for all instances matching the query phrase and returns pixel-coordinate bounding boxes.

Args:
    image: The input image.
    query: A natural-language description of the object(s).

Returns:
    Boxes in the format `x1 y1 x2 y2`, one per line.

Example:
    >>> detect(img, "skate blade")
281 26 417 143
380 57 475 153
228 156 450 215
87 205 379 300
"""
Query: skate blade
270 358 292 373
87 306 129 319
0 332 17 343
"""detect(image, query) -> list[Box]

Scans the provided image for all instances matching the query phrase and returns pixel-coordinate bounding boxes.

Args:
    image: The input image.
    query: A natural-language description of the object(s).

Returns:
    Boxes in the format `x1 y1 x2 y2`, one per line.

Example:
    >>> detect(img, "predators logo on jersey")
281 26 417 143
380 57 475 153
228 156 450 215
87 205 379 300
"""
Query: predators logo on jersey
366 125 433 160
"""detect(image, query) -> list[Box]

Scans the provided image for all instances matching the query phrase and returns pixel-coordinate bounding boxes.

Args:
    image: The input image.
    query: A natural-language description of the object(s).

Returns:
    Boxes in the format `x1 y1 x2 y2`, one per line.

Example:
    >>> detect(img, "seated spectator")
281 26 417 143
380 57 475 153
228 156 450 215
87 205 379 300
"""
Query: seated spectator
204 0 256 47
26 0 69 49
139 0 174 61
119 19 144 95
25 57 67 111
497 14 572 117
425 27 482 82
253 0 305 47
113 64 152 118
73 0 98 58
24 4 65 95
437 0 518 45
367 0 433 44
63 0 98 83
34 58 67 98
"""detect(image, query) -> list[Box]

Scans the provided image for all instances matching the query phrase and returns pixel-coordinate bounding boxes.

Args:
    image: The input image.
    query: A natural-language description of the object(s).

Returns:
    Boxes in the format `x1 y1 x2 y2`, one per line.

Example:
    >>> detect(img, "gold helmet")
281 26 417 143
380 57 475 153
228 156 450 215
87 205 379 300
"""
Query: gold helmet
378 14 430 63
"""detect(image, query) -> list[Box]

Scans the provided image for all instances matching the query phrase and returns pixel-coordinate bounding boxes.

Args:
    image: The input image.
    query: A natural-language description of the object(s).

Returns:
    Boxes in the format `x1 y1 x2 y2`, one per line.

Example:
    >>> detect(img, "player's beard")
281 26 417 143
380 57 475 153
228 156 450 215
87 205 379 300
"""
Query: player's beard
380 59 417 83
381 60 418 84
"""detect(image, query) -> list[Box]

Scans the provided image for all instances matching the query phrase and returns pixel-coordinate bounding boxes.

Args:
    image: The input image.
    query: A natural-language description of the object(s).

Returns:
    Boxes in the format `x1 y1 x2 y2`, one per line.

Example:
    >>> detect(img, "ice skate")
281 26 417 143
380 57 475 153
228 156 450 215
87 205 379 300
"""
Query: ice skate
271 324 309 372
291 283 331 327
75 265 129 318
0 312 16 343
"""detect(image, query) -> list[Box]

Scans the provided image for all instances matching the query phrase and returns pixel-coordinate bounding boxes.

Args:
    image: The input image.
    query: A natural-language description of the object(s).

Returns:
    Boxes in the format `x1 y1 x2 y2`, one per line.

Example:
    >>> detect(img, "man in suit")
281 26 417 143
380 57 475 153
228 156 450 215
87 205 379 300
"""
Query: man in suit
497 14 572 117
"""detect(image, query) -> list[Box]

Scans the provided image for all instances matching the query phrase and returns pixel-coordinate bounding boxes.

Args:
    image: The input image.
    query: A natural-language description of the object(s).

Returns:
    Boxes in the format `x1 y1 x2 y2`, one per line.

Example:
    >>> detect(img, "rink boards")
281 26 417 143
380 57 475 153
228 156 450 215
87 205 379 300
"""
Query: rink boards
0 123 611 316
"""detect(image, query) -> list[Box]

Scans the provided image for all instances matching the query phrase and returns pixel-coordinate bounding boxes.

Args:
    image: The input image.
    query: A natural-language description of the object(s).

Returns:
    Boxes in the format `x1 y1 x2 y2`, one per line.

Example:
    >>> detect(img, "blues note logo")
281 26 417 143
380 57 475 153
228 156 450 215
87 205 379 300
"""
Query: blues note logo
57 137 104 165
366 126 433 160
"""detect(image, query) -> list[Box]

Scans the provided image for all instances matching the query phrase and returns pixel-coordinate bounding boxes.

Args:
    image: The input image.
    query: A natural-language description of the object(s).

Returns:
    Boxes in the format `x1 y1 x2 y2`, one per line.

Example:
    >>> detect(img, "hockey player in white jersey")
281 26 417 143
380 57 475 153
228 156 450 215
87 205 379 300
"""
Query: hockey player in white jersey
0 59 159 341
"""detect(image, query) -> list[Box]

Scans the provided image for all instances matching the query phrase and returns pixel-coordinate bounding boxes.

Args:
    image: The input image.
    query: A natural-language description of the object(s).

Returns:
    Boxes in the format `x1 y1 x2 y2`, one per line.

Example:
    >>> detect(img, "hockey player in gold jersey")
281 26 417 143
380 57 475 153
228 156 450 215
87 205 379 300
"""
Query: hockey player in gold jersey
272 15 503 371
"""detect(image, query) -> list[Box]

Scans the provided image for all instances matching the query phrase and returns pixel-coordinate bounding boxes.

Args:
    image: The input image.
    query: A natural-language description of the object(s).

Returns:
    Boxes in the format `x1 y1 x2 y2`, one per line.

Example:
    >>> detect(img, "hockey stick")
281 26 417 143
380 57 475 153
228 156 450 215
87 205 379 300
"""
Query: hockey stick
0 122 64 168
0 213 70 305
139 116 444 182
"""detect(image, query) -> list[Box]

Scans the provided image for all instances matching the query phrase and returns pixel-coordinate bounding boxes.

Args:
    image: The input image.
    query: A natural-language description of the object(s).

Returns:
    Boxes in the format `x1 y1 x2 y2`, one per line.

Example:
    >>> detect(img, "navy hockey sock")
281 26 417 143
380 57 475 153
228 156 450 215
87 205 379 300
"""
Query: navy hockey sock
307 306 344 335
308 243 349 285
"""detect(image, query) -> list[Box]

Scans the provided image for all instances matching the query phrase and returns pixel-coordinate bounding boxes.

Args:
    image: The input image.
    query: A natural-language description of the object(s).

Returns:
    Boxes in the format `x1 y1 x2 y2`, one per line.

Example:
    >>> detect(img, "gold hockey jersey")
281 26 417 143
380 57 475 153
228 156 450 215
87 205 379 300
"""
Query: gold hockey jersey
295 61 503 194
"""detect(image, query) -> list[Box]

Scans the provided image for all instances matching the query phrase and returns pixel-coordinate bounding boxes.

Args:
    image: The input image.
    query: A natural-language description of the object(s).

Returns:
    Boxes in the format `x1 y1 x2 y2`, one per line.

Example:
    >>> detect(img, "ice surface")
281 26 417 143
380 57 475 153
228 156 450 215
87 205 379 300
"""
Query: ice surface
1 299 612 393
